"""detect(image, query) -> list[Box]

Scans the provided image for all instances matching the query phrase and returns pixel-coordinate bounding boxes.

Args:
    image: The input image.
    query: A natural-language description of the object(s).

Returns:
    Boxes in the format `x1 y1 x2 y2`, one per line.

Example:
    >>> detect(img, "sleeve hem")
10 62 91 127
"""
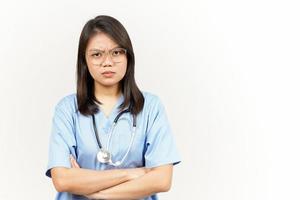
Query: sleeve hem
145 159 181 169
45 163 71 178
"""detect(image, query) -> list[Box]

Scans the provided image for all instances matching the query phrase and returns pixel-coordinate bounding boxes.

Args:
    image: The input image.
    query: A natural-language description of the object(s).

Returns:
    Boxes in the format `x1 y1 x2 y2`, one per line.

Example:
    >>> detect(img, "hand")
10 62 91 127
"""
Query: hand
126 167 150 180
84 192 101 199
70 155 81 168
85 168 150 199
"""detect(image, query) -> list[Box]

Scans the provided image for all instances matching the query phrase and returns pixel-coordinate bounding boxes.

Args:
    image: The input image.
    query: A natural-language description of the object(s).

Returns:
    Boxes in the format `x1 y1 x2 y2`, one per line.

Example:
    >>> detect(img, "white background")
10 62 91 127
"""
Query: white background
0 0 300 199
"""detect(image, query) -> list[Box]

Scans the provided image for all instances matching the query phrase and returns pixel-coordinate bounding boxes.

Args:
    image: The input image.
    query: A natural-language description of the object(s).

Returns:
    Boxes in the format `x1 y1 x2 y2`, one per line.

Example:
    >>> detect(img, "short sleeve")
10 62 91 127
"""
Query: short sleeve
144 96 181 168
45 100 76 178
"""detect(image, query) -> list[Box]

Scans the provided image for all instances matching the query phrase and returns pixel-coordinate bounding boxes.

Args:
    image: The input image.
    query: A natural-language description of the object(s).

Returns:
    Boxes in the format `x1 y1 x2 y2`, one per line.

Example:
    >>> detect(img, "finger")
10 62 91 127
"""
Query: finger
70 155 79 168
70 155 80 168
74 159 80 168
70 155 76 168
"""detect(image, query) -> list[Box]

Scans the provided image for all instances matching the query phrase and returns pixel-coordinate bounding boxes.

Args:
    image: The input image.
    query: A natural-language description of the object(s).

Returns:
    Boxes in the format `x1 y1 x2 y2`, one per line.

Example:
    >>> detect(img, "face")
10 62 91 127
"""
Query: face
85 32 127 88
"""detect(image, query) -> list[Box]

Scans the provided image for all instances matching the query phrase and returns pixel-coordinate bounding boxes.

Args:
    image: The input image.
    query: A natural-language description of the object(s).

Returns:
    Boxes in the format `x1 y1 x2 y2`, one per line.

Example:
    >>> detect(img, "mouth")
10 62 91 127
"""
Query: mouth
101 71 115 78
102 71 115 74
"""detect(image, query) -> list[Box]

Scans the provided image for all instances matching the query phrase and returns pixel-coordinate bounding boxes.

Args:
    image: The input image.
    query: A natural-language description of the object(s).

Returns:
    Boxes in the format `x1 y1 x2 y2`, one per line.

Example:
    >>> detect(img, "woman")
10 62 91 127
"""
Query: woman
45 15 181 200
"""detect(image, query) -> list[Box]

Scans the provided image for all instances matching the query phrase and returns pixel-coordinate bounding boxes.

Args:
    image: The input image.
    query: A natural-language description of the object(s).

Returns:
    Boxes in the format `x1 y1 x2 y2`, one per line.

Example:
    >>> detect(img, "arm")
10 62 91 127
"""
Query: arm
86 164 173 200
51 156 148 195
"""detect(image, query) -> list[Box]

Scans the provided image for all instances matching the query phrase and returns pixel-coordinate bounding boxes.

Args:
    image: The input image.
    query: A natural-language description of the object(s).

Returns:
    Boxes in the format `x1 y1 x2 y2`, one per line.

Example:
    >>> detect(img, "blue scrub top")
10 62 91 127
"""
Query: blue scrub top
46 91 181 200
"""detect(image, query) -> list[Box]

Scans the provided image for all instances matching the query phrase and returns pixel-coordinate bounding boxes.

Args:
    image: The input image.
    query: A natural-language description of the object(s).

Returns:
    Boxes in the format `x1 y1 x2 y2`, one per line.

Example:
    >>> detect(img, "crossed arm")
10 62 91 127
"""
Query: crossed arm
50 156 173 199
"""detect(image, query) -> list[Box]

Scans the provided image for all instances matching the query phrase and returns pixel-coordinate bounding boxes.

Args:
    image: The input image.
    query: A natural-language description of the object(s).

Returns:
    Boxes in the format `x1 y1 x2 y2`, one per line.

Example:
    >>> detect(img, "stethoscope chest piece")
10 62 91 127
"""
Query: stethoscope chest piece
97 149 111 163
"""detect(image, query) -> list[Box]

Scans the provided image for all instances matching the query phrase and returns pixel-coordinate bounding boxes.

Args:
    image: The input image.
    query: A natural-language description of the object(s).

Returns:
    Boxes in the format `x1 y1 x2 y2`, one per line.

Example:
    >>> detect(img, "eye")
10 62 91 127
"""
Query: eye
92 52 102 57
112 48 126 56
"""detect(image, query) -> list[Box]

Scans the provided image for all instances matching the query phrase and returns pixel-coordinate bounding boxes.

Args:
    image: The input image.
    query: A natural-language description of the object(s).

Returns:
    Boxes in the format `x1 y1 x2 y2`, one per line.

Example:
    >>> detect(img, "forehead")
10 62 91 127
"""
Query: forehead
86 32 118 50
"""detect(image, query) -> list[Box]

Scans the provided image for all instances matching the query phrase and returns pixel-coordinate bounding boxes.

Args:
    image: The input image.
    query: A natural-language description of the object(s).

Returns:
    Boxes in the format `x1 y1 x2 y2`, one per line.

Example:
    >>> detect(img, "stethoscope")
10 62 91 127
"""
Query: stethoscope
92 107 137 167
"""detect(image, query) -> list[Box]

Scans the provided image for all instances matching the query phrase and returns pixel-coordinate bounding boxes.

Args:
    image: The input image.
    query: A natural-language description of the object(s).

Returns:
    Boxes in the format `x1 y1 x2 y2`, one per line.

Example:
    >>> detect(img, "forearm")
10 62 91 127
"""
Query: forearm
87 165 173 200
51 167 132 195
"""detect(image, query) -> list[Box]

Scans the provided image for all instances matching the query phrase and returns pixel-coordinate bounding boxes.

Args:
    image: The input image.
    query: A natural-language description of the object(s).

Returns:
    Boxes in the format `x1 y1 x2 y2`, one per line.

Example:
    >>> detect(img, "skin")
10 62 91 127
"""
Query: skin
70 156 173 200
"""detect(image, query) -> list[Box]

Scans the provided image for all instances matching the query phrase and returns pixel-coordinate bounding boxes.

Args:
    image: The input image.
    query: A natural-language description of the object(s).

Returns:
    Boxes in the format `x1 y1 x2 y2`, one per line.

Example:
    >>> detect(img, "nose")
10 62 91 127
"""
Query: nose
101 53 113 67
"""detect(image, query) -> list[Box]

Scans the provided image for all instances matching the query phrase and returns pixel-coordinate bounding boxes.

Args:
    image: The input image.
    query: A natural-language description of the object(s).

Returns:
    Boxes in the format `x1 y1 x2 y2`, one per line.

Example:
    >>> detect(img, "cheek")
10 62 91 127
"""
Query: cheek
86 61 97 79
116 61 127 78
120 64 127 76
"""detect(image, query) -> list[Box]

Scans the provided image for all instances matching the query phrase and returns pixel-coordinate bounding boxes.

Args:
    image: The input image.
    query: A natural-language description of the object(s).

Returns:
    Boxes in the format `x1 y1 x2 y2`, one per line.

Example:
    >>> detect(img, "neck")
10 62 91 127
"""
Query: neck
94 82 121 100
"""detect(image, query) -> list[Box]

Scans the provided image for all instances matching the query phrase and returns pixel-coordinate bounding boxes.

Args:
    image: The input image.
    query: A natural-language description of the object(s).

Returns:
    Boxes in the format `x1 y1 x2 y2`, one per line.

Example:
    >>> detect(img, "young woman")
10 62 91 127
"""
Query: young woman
45 15 181 200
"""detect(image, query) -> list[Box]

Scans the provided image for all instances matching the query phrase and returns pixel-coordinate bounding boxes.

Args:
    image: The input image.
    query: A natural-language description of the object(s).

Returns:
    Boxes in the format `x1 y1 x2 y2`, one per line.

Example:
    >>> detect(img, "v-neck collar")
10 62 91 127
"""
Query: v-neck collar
95 93 126 134
102 93 124 119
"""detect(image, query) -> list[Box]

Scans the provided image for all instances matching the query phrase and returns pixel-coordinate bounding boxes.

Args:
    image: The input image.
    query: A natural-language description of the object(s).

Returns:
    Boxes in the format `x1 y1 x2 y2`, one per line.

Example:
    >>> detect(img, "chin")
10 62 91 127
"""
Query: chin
98 80 120 87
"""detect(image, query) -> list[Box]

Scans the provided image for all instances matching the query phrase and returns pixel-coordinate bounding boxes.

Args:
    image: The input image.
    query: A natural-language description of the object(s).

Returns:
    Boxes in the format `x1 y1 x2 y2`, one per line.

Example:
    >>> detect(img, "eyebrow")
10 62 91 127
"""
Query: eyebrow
88 46 120 52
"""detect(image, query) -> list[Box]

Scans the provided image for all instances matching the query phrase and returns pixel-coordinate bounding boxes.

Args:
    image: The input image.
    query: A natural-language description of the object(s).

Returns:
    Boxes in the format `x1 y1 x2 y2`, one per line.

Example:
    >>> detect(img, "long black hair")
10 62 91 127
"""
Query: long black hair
76 15 144 116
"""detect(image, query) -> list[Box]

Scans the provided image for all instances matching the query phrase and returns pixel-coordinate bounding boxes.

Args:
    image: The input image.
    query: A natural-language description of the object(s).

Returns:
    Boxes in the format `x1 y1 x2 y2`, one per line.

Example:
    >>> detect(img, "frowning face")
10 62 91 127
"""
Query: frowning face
85 32 127 88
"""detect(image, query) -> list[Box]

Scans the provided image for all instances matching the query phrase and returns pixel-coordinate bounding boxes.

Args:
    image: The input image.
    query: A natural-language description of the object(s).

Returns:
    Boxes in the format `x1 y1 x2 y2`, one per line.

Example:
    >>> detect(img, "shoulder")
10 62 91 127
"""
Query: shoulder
141 91 165 112
141 91 160 104
140 91 170 133
54 92 78 114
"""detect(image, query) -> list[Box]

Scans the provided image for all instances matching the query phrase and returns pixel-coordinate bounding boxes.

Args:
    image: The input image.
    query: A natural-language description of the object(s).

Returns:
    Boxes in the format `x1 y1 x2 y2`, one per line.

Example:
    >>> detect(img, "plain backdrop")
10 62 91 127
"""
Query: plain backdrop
0 0 300 199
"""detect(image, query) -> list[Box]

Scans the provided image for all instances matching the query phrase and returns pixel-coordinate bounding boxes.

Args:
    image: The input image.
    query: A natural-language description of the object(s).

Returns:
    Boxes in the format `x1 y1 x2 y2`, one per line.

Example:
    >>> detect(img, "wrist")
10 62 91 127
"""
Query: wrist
122 169 134 181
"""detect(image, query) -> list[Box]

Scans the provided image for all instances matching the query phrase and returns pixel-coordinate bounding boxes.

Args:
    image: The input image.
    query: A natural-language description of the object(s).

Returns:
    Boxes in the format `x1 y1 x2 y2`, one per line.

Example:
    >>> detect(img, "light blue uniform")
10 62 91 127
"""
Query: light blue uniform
45 91 181 200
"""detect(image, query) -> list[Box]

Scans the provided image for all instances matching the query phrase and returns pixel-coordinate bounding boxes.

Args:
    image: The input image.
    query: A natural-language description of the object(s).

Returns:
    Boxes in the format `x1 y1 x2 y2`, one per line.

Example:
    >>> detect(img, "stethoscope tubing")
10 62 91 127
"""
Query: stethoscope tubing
92 108 137 166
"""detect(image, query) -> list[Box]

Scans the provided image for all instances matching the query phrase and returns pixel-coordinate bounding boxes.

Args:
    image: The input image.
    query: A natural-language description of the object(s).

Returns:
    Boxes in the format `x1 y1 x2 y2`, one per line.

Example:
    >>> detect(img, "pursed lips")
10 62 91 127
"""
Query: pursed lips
101 71 115 74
